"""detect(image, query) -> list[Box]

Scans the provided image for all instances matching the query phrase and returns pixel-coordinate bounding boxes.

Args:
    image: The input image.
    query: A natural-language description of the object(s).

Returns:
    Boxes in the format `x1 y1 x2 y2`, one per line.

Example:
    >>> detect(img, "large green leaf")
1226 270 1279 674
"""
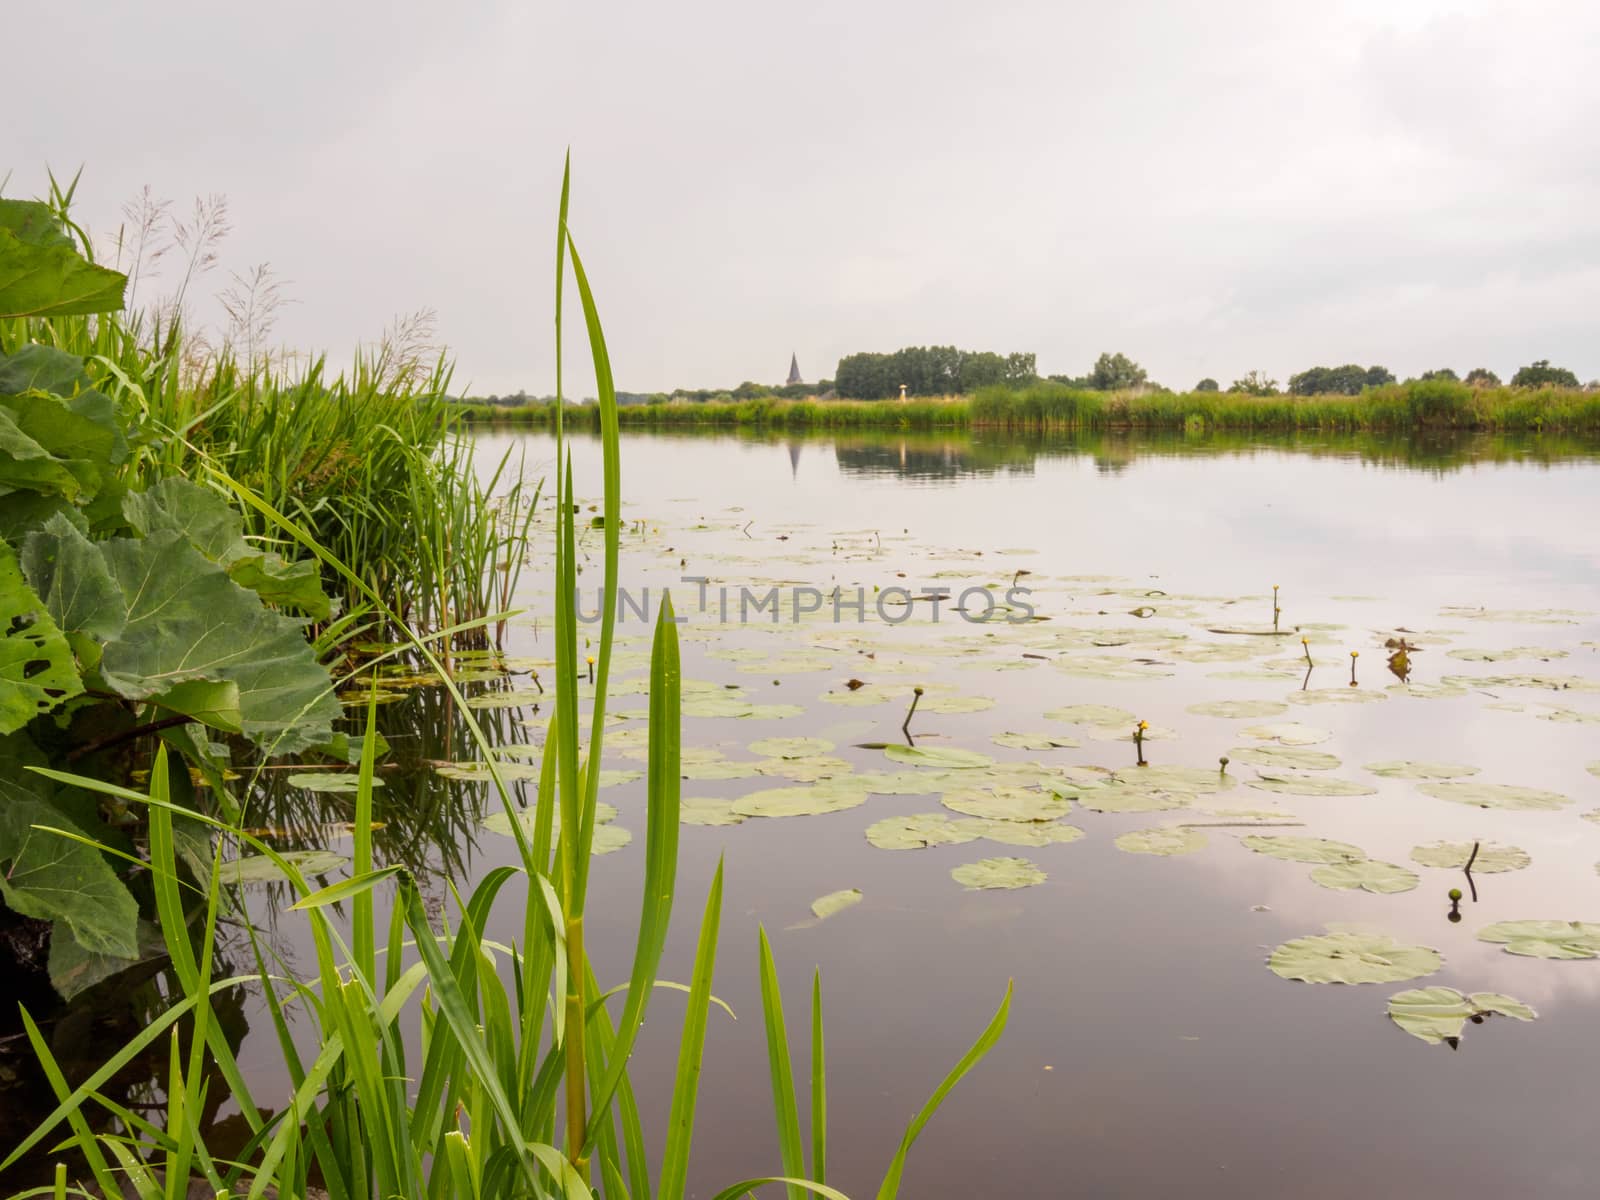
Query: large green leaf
0 200 128 318
0 540 82 732
0 734 139 958
23 519 340 753
122 478 330 617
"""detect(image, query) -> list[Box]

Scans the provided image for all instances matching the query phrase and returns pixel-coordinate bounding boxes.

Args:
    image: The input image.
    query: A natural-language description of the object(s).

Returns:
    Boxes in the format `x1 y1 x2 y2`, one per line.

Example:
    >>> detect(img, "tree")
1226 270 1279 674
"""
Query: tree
1510 359 1579 388
1194 377 1219 392
1228 370 1278 396
1418 368 1458 382
1365 365 1395 387
1464 367 1500 387
1090 351 1147 391
1003 351 1037 386
1288 364 1391 396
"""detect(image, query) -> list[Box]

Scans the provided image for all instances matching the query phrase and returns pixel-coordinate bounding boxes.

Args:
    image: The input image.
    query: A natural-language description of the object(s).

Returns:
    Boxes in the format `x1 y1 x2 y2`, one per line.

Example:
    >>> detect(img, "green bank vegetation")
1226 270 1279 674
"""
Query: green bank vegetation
2 164 1008 1198
459 377 1600 435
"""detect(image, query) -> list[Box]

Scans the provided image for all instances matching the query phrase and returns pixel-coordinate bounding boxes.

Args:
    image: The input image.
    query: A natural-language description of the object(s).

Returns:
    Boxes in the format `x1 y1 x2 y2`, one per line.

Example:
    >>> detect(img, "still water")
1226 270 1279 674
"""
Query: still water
19 428 1600 1197
455 429 1600 1197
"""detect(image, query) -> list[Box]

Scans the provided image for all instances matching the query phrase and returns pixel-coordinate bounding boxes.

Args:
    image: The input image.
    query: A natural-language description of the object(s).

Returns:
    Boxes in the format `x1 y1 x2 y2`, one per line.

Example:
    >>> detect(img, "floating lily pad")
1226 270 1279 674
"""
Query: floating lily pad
1187 700 1289 719
1247 772 1377 797
680 797 746 827
1044 704 1135 726
1085 722 1178 743
1115 827 1207 856
483 802 619 839
1588 762 1600 779
882 745 993 769
1230 746 1341 771
943 787 1072 822
1239 722 1332 746
1310 859 1419 894
588 825 634 855
757 755 852 783
951 856 1047 891
1285 688 1388 705
960 818 1085 848
990 731 1079 750
1443 672 1598 693
749 736 835 758
595 769 642 788
919 694 996 714
733 782 866 819
286 772 385 794
682 759 770 781
1241 835 1365 864
1364 761 1480 780
865 813 980 850
851 769 955 796
810 889 862 921
1267 932 1441 984
1385 682 1470 699
1072 784 1190 814
1109 765 1235 795
1477 920 1600 959
433 761 544 783
1410 841 1529 873
1386 987 1536 1044
1446 646 1567 662
1419 782 1570 811
219 850 349 885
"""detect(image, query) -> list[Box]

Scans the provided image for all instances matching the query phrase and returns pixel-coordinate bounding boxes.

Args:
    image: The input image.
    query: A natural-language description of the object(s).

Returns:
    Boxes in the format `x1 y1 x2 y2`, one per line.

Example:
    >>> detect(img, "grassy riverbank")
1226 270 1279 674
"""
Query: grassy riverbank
459 378 1600 435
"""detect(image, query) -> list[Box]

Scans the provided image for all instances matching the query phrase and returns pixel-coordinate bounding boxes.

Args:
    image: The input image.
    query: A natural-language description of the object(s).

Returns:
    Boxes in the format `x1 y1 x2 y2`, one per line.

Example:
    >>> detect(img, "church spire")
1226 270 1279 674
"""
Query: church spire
786 352 803 386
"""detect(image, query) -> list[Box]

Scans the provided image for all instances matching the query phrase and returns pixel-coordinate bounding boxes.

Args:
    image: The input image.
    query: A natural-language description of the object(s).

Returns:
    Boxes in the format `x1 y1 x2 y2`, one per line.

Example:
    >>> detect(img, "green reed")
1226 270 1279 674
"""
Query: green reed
3 159 1009 1200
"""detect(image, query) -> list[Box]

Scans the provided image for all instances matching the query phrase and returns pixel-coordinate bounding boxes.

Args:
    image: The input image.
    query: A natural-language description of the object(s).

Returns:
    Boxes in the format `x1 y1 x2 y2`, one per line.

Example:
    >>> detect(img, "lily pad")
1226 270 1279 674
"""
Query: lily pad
1115 827 1207 856
1310 860 1419 894
961 819 1085 848
1247 772 1377 797
1187 700 1289 719
882 745 993 769
1240 835 1365 864
1239 722 1331 746
919 694 996 714
1072 784 1190 814
1410 841 1529 873
1446 646 1567 662
951 856 1047 891
1285 688 1388 706
1364 761 1479 780
286 772 385 794
1267 932 1441 984
749 736 835 758
1109 765 1235 795
733 782 866 819
810 888 862 921
680 797 746 827
1085 722 1178 743
482 802 619 839
1386 987 1536 1044
865 813 980 850
219 850 348 885
943 787 1072 822
1419 782 1570 811
1230 746 1341 771
990 731 1079 751
1477 920 1600 959
1044 704 1135 726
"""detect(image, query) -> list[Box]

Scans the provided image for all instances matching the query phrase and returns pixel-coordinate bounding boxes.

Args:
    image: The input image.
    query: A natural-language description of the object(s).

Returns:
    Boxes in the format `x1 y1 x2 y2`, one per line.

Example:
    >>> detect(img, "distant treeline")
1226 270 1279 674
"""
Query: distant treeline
458 353 1592 411
454 377 1600 436
833 346 1036 399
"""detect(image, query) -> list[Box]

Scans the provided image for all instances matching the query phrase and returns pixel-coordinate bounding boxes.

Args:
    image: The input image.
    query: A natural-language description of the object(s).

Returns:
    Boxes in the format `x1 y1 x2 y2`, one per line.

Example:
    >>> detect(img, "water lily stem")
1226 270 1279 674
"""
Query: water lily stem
902 687 923 736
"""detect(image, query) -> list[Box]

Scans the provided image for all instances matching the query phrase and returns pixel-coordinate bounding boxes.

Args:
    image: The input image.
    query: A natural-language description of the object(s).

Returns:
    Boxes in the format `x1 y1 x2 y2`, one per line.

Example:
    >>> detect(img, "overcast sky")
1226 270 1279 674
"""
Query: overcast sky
13 1 1600 395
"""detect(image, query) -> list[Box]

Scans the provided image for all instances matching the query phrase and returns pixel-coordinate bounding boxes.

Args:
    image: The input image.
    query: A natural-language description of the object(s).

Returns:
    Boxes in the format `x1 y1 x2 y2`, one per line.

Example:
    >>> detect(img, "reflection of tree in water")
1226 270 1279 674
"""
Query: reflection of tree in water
831 436 1040 480
1 945 254 1188
0 685 535 1187
686 427 1598 481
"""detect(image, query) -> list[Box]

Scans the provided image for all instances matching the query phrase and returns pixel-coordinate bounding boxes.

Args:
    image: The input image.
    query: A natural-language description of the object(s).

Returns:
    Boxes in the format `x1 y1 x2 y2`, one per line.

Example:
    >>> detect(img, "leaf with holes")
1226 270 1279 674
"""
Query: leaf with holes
0 541 82 733
1268 932 1441 984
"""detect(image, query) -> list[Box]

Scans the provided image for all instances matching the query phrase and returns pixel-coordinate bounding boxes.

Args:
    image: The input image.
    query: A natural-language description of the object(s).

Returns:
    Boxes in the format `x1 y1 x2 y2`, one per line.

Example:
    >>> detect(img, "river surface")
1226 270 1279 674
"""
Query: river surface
20 428 1600 1198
